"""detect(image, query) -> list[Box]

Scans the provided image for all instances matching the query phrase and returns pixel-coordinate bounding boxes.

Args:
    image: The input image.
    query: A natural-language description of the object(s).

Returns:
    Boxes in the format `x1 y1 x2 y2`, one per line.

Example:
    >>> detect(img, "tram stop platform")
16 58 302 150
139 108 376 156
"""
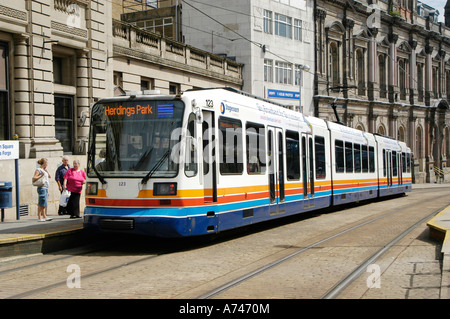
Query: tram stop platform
0 214 84 259
426 201 450 299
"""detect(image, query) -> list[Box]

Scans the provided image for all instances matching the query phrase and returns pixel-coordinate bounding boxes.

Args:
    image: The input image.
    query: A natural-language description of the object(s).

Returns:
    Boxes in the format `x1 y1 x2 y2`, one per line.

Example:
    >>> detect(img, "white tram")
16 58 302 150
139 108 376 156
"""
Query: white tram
83 88 412 237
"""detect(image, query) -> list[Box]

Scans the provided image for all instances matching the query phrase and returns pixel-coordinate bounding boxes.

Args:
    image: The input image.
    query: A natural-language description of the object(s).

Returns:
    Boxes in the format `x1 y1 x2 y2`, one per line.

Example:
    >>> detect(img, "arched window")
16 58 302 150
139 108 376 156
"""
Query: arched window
356 124 364 131
377 125 385 136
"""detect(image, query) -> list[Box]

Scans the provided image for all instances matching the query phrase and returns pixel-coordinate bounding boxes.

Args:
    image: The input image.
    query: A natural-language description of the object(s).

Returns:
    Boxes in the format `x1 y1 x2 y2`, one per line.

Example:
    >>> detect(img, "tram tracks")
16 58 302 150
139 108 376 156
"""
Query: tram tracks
0 241 165 299
1 190 448 299
196 194 448 299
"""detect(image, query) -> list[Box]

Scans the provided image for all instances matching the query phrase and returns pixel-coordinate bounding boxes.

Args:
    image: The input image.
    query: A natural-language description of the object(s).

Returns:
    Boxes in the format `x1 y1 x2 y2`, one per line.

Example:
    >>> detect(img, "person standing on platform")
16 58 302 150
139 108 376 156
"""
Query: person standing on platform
55 155 71 215
63 159 86 219
32 158 52 222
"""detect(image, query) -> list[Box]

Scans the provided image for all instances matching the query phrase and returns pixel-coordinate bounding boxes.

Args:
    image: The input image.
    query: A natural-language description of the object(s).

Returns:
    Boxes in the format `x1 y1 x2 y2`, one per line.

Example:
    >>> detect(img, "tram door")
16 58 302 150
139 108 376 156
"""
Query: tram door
302 133 315 209
202 110 217 203
268 126 285 215
385 150 393 188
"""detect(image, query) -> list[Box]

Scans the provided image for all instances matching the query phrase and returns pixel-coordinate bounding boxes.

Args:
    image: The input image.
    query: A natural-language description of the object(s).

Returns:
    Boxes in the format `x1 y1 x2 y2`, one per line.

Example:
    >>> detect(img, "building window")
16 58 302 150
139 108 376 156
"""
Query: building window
417 63 424 102
135 18 174 39
169 82 180 94
356 49 365 96
264 59 273 82
0 42 9 140
54 95 74 153
379 54 387 98
275 13 292 38
399 59 408 100
433 66 438 98
446 71 450 103
113 71 123 88
53 55 75 86
275 61 292 84
141 77 154 91
294 19 302 41
398 126 405 142
263 10 272 34
329 42 339 88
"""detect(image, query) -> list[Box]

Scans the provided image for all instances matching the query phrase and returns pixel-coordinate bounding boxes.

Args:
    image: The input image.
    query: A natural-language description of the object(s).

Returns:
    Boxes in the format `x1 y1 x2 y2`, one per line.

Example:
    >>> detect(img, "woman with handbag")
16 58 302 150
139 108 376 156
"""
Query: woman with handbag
63 159 86 219
32 158 52 222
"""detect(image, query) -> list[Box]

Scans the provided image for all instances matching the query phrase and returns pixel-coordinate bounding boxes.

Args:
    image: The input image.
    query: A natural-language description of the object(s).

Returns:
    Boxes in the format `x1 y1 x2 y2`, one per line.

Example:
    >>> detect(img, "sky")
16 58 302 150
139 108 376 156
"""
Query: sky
424 0 446 22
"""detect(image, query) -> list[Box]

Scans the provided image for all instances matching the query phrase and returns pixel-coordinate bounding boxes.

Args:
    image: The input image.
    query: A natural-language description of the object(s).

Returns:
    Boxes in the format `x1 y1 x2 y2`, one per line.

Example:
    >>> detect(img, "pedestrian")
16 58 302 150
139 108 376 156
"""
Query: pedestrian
55 155 71 215
63 159 86 219
32 158 52 222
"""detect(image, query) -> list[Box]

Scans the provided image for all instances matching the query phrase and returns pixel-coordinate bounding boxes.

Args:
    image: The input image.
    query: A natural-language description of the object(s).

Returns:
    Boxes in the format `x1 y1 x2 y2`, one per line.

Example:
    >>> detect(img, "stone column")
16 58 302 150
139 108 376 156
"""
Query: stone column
425 44 433 106
409 40 417 105
13 34 32 158
75 49 90 154
368 28 378 101
29 0 62 158
388 33 399 103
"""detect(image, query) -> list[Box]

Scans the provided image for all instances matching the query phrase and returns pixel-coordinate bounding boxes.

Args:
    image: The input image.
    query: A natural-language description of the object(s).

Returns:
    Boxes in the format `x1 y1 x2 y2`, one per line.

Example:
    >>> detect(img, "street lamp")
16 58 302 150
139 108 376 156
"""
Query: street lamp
297 64 310 113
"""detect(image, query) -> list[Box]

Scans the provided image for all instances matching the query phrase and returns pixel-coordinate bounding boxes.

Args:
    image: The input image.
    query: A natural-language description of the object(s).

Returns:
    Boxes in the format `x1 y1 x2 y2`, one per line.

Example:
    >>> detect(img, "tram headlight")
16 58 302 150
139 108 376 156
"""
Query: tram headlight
153 182 177 196
86 182 98 195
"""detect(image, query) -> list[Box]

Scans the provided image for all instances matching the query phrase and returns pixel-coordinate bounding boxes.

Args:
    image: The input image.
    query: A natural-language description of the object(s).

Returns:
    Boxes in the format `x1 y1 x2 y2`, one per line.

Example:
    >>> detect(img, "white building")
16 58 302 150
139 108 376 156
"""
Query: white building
181 0 315 115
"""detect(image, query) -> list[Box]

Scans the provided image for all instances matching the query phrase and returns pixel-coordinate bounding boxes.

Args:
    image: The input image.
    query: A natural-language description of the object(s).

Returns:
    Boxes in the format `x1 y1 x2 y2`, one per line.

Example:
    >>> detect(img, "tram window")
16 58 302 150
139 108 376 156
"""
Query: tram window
362 145 368 173
407 153 411 173
383 149 386 177
202 121 209 175
219 117 243 174
402 152 407 173
354 143 361 173
286 130 300 180
185 113 198 177
246 123 266 175
315 136 326 179
345 142 353 173
392 151 397 176
369 146 375 173
335 140 345 173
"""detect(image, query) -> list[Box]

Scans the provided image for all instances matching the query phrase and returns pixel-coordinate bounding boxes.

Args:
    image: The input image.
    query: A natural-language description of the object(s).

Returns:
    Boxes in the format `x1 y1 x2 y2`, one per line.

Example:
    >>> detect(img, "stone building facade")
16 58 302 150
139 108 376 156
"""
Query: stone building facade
314 0 450 183
0 0 242 220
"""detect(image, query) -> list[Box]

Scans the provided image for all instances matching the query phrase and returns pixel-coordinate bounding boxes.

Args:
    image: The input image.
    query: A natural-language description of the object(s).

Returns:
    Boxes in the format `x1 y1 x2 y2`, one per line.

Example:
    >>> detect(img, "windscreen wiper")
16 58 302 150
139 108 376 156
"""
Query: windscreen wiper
141 149 171 185
88 140 107 185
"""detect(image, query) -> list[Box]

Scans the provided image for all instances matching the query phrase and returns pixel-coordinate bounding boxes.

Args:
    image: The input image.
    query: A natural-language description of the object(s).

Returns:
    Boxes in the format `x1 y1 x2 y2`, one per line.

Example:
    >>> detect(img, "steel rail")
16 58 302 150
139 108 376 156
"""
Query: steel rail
198 197 446 299
321 204 447 299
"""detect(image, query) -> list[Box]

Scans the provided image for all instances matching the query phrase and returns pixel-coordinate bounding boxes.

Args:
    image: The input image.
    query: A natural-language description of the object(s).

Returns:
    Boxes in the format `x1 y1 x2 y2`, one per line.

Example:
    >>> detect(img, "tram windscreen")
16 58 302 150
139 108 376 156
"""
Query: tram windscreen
87 99 184 178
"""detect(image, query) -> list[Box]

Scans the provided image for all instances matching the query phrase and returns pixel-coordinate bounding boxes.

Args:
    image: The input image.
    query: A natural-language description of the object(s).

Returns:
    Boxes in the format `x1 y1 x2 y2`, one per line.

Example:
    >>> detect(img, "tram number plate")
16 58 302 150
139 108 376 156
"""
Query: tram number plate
119 182 126 186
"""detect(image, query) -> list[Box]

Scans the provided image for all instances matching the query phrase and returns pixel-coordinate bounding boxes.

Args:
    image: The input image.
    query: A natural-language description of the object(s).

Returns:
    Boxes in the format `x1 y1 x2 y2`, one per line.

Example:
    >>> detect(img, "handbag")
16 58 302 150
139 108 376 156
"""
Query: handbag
59 190 71 207
32 175 45 187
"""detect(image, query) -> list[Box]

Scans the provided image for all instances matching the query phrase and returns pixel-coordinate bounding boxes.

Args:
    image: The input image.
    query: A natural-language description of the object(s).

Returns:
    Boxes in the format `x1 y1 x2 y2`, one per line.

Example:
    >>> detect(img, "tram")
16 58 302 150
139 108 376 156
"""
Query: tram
83 88 412 237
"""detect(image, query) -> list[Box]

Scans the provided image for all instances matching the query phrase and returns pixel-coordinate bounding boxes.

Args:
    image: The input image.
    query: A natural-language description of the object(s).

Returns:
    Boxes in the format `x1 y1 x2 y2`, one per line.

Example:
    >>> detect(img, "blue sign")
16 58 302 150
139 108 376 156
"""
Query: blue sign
268 89 300 100
157 104 174 118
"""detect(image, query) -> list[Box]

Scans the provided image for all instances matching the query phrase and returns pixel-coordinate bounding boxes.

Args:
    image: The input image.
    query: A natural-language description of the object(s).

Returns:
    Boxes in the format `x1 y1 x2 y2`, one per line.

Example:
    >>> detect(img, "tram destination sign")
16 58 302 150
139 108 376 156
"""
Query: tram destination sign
0 141 19 160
